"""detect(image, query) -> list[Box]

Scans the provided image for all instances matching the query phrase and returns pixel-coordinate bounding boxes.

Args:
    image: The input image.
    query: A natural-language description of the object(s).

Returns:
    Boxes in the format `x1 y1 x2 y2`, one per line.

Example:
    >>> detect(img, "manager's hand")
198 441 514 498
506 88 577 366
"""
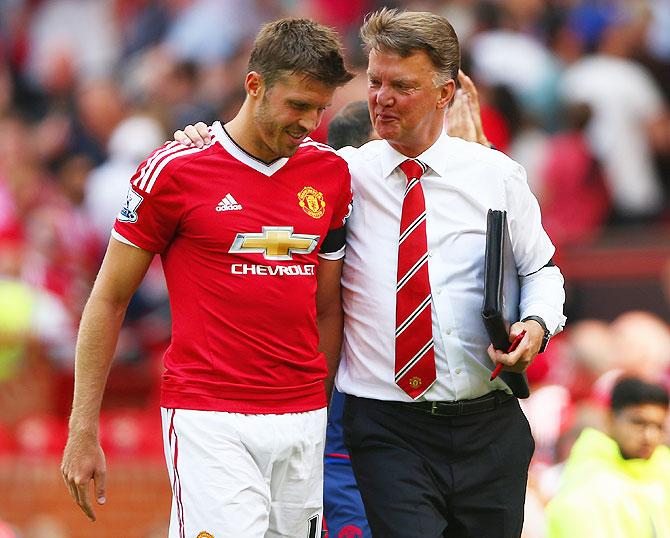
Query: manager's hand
446 70 491 148
61 431 107 522
487 318 545 373
174 121 210 147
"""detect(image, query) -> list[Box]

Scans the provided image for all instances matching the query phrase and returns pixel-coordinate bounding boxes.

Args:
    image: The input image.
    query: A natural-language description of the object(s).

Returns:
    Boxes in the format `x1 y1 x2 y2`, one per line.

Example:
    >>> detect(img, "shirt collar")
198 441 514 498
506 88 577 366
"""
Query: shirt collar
380 129 453 180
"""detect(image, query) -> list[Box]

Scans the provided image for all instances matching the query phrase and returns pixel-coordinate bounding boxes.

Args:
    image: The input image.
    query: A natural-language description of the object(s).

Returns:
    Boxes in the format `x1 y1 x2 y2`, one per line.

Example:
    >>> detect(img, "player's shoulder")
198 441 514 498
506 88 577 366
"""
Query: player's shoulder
297 137 350 174
335 138 385 166
299 138 347 162
131 130 222 194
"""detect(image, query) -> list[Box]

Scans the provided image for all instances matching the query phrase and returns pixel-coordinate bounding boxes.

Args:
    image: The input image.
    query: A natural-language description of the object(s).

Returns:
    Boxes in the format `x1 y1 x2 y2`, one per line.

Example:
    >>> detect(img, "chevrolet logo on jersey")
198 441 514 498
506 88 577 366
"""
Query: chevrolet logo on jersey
229 226 319 261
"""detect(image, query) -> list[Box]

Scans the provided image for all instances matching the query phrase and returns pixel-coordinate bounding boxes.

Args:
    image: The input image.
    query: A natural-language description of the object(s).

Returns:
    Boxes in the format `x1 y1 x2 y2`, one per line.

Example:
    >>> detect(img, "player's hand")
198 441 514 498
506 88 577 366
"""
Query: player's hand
446 70 491 148
61 431 107 522
173 121 210 147
486 319 545 373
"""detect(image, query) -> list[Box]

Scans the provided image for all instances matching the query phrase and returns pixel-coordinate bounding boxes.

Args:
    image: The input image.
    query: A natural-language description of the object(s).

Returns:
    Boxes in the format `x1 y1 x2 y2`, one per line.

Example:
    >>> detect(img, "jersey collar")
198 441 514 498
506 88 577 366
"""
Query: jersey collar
212 121 290 177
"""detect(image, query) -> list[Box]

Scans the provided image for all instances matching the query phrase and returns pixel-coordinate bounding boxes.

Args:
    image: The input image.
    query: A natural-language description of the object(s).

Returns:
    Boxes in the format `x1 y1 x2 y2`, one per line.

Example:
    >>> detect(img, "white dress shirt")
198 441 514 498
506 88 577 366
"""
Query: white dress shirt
335 132 566 402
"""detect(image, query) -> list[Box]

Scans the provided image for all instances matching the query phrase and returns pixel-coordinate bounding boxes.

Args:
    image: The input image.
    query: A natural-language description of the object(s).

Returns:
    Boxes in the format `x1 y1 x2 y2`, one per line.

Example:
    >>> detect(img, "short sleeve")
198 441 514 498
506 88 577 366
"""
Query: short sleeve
330 162 353 231
318 161 352 260
113 144 183 253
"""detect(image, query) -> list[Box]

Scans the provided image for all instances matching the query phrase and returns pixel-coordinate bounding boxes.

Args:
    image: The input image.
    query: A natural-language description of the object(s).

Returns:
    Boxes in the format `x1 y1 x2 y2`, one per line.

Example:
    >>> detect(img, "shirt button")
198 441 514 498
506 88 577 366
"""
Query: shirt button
444 328 451 335
436 288 442 295
455 368 462 375
428 250 433 257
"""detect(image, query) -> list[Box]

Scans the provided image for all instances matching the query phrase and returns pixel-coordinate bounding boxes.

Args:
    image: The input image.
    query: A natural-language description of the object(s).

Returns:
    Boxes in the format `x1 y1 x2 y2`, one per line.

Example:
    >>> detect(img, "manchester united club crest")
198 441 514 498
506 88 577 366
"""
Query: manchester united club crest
197 532 214 538
298 186 326 219
339 525 364 537
409 376 422 389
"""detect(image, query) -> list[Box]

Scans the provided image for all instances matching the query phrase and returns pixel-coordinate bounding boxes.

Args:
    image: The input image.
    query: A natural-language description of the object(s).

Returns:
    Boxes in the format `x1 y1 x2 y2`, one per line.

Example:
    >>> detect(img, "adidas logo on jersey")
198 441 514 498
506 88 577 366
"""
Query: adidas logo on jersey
216 194 242 211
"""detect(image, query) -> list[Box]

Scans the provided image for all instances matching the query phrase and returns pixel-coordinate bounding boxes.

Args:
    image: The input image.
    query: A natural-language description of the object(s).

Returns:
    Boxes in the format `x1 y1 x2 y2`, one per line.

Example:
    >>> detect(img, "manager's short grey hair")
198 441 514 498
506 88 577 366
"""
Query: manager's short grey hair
360 8 460 86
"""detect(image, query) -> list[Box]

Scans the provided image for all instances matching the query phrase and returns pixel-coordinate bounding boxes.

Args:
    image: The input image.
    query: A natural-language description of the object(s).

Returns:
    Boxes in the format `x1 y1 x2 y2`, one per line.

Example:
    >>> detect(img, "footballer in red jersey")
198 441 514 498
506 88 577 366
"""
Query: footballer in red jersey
114 121 352 414
61 17 354 538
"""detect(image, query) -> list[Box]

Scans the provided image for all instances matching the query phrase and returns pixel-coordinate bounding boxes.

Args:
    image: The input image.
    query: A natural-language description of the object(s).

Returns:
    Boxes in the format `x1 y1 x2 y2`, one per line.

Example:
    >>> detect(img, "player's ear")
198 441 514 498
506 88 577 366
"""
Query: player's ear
245 71 264 98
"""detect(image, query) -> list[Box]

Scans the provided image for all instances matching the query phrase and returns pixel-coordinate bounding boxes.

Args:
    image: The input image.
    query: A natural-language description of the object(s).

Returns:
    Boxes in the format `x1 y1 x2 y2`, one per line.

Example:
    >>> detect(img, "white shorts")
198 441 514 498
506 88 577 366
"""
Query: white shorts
161 407 327 538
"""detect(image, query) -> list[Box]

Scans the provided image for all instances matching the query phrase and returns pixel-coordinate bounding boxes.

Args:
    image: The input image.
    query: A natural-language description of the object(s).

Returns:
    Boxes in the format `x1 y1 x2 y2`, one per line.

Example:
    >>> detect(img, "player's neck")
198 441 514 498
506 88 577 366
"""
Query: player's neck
224 106 279 164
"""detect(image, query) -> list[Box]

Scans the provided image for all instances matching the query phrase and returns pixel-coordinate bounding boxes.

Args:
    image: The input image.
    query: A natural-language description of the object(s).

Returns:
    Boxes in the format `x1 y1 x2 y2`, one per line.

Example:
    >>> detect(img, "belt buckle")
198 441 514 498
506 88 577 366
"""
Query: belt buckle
430 401 438 415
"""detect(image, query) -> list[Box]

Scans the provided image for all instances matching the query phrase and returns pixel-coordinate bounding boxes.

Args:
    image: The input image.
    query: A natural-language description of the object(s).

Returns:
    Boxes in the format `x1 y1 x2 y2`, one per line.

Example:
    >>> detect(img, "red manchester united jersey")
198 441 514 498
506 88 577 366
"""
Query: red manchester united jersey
113 121 352 413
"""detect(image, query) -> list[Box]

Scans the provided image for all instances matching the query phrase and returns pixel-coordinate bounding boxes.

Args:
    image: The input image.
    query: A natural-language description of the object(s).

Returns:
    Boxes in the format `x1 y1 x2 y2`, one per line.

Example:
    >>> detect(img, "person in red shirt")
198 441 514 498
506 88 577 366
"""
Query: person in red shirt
60 18 353 538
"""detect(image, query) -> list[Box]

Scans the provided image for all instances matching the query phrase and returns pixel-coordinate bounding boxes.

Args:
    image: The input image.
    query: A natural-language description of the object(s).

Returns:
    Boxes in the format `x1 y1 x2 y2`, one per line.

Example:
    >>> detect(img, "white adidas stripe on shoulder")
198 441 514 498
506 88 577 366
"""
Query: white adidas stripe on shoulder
133 141 180 189
132 127 218 193
132 144 209 193
299 138 337 154
145 145 209 193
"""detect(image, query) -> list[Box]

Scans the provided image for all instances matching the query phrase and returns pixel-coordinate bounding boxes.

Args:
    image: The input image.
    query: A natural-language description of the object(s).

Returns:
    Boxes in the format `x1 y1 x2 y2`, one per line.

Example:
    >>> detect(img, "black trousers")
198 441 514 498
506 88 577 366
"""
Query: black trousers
342 393 534 538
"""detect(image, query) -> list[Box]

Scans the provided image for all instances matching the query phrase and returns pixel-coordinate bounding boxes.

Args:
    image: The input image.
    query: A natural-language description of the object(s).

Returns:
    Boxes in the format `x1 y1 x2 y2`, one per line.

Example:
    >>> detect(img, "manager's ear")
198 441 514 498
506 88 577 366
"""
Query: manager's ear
437 78 456 110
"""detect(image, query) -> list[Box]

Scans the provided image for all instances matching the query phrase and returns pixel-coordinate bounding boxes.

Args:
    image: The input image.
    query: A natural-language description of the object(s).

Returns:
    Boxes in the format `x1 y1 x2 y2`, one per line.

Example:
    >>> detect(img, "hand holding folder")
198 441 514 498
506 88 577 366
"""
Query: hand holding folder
481 209 530 399
489 330 525 380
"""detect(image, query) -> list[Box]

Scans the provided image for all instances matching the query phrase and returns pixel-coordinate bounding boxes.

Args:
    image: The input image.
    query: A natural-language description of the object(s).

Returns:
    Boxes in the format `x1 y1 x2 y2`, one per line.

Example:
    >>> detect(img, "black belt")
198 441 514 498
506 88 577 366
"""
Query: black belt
399 390 514 417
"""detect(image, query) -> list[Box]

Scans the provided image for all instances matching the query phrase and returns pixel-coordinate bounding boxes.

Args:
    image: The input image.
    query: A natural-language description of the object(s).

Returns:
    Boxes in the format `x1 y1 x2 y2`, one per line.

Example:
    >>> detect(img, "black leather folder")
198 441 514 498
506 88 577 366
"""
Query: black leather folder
481 209 530 399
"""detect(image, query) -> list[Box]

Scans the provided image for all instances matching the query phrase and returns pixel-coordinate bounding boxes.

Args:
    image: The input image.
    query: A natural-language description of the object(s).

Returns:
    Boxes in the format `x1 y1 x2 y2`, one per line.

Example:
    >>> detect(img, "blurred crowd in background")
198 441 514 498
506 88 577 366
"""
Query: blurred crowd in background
1 0 670 536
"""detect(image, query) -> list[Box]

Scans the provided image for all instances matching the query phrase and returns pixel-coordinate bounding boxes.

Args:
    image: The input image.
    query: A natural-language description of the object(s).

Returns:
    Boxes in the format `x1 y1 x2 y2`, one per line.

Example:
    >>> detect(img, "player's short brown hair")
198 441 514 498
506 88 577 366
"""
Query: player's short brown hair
360 8 460 86
248 18 354 89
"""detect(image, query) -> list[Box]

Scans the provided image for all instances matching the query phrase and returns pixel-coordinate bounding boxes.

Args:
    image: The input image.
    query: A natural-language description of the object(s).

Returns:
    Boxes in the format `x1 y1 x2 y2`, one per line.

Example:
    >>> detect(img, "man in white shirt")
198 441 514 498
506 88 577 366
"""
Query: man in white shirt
175 9 566 537
335 9 564 538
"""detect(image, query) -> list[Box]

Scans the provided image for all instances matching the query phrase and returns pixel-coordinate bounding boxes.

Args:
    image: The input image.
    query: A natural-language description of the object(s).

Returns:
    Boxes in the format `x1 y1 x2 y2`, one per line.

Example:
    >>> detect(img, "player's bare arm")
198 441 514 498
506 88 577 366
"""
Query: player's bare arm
61 238 154 522
316 258 344 401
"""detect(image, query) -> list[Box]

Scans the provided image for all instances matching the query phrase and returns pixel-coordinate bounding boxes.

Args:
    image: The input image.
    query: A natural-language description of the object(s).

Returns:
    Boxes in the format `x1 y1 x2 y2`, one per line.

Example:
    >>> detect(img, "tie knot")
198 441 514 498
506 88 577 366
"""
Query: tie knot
399 159 426 182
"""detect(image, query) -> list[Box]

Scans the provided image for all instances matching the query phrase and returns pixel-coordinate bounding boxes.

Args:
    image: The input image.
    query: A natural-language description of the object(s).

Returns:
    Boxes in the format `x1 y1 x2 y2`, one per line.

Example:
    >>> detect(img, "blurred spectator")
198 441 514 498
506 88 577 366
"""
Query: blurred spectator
0 115 47 236
70 78 128 165
547 319 617 403
25 0 120 91
537 102 610 249
0 253 75 425
0 520 17 538
20 154 100 315
162 0 263 66
522 382 574 466
545 377 670 537
508 115 547 192
560 2 670 224
0 64 13 118
85 115 166 246
149 57 218 134
608 310 670 384
646 0 670 61
468 2 561 127
116 0 171 59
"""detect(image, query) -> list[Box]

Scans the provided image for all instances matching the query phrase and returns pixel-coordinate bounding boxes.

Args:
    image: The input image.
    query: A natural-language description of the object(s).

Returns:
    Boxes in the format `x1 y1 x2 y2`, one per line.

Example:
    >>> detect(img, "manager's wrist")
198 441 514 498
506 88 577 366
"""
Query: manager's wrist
521 315 551 353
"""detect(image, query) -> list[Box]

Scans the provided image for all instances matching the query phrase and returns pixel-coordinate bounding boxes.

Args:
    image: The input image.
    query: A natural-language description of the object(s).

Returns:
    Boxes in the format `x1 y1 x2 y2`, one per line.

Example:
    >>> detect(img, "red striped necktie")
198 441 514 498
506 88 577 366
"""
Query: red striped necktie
395 159 436 399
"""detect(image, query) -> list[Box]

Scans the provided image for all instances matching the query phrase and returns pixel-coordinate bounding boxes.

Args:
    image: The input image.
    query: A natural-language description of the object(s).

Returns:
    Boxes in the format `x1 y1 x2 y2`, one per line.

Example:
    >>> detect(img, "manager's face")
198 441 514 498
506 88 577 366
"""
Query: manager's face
366 48 453 155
